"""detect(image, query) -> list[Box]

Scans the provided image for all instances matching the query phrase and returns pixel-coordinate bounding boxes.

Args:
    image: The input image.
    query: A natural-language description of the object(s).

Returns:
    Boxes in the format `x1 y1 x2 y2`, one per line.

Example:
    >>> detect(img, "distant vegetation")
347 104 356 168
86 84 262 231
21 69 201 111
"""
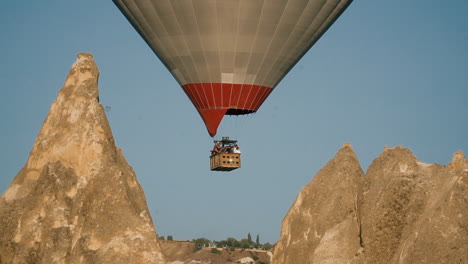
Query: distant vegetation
159 233 273 251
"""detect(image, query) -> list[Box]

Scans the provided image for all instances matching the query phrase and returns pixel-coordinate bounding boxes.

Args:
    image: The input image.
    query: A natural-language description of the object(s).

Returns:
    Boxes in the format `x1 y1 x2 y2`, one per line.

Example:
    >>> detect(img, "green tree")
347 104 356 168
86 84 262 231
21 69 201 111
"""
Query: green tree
256 234 260 247
247 233 252 243
263 242 273 250
192 238 211 252
167 235 173 241
240 238 251 249
226 237 240 248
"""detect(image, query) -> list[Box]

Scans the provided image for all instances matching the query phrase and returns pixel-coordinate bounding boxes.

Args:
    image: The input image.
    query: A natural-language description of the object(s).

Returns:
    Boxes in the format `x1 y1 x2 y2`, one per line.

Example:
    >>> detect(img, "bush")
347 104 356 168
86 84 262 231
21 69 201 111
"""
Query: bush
249 252 259 261
211 248 221 254
263 242 273 250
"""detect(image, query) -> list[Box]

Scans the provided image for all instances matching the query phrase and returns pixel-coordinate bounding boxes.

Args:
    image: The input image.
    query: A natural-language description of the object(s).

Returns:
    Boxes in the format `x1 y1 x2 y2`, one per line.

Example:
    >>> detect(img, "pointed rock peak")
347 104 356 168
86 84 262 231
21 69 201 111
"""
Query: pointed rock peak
323 143 361 172
0 53 166 263
448 150 468 171
74 52 96 67
334 142 358 160
77 52 93 59
273 143 364 264
61 53 100 100
274 143 467 264
367 145 420 175
451 150 466 162
29 52 113 172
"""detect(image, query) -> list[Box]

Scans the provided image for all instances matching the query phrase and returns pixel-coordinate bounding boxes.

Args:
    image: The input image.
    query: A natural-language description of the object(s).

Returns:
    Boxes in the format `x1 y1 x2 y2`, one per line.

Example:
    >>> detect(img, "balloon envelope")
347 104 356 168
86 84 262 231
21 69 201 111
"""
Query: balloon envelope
114 0 352 136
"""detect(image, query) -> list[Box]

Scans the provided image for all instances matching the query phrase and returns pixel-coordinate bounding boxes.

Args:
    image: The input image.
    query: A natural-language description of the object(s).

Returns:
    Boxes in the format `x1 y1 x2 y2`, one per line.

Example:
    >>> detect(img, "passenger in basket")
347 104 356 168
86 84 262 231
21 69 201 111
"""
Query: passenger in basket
227 146 234 153
210 141 221 156
233 145 241 154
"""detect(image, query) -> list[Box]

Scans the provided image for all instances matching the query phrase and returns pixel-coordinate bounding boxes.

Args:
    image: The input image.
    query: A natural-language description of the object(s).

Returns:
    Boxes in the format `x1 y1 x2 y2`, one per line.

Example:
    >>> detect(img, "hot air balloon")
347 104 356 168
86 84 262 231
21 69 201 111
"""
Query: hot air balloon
113 0 352 137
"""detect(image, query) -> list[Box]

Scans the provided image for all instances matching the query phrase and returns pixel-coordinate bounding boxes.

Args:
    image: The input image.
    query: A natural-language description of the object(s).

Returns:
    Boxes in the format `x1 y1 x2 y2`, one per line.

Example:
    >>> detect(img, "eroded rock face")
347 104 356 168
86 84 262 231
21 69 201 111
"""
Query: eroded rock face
360 146 467 264
272 145 468 264
0 53 166 264
273 143 364 264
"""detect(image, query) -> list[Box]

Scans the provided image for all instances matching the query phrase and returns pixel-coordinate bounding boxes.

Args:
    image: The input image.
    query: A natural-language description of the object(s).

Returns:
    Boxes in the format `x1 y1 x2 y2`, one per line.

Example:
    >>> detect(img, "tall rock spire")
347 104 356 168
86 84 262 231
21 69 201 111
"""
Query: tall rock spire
272 144 467 264
272 143 365 264
0 53 166 264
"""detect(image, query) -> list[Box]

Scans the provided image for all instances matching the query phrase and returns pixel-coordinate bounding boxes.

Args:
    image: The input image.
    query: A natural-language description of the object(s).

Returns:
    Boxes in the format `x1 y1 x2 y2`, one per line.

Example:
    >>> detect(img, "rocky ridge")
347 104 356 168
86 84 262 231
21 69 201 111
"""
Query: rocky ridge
0 53 166 264
272 144 467 264
160 240 272 264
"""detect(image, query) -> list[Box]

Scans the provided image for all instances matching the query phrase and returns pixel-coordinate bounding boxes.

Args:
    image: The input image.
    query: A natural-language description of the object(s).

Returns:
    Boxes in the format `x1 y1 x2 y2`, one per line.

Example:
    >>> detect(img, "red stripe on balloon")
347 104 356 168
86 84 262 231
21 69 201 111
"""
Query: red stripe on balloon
211 83 222 106
181 83 273 136
222 83 233 108
252 86 273 110
182 83 272 111
229 84 242 109
196 83 210 108
237 84 253 109
182 84 199 108
186 84 203 108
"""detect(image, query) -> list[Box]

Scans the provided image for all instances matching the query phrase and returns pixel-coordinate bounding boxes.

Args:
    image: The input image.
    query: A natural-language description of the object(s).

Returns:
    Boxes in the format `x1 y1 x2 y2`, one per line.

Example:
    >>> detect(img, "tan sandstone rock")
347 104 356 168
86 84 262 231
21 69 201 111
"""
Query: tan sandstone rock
361 146 467 263
0 53 166 264
272 145 467 264
273 143 364 264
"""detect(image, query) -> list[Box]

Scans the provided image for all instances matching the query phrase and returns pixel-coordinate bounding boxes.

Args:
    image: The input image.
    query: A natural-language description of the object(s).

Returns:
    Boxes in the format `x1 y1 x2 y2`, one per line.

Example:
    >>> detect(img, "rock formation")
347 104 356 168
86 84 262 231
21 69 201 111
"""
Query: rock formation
272 144 467 264
272 143 364 264
0 53 166 264
361 147 467 263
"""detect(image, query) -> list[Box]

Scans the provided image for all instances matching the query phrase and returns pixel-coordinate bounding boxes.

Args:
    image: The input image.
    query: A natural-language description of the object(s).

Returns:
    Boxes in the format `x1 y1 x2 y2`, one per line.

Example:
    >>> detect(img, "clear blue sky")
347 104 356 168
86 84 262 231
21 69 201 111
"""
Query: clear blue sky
1 1 467 244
